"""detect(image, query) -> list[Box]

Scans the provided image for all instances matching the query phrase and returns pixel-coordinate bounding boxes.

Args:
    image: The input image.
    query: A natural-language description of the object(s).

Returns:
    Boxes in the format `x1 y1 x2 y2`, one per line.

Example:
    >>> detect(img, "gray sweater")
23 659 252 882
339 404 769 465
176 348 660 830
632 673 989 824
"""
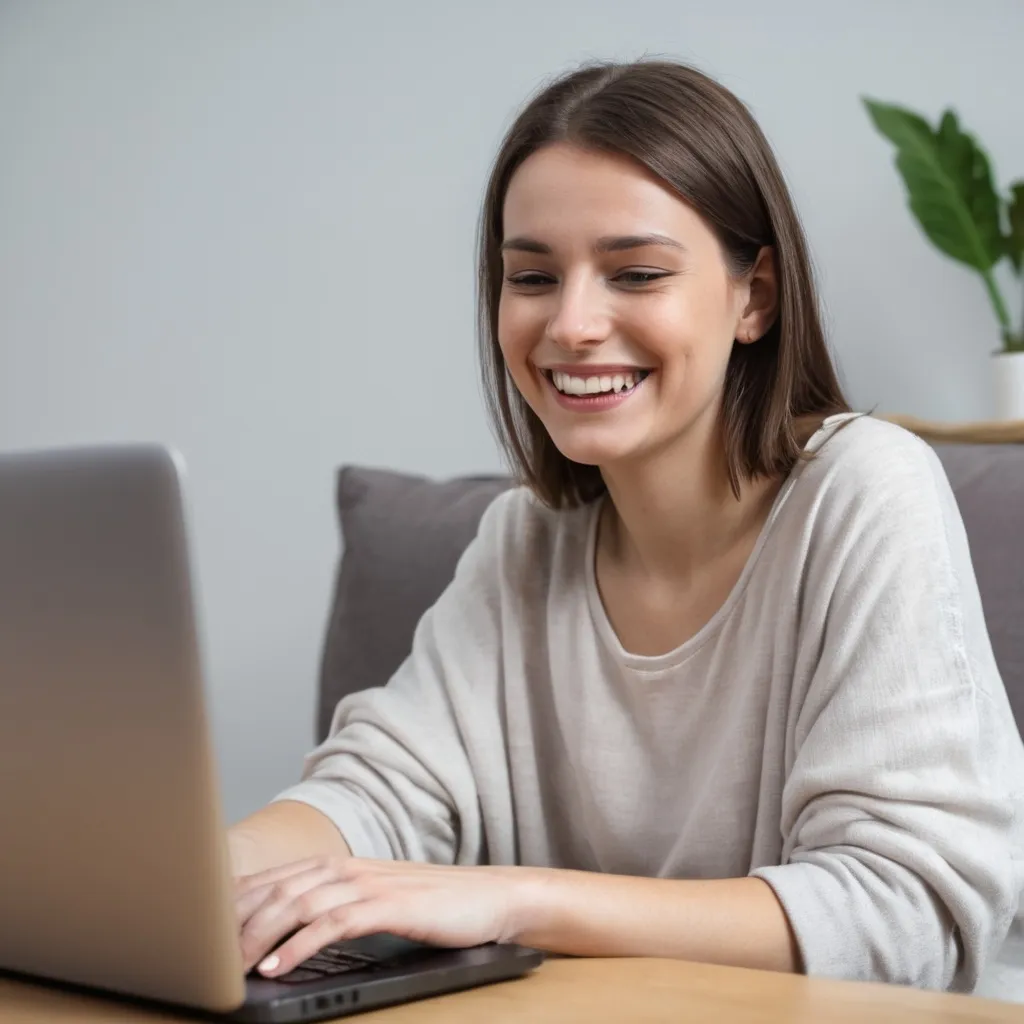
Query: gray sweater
275 414 1024 991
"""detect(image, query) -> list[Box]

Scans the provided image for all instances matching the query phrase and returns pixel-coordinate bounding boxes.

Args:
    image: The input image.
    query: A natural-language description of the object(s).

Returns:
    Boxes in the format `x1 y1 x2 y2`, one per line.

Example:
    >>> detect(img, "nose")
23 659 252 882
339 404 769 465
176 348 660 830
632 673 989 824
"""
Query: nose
545 275 611 353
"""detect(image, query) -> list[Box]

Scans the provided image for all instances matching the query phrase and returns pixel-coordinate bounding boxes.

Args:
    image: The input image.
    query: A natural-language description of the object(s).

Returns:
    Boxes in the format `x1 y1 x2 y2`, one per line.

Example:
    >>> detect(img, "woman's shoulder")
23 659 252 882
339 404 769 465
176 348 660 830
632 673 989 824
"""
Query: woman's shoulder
801 411 947 495
477 483 591 552
789 412 958 542
806 410 932 457
457 483 591 605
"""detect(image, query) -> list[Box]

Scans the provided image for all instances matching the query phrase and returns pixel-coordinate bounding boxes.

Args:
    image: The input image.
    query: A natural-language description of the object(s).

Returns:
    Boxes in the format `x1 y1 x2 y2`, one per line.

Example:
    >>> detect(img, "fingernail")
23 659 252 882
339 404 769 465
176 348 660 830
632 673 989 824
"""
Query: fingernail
259 955 280 974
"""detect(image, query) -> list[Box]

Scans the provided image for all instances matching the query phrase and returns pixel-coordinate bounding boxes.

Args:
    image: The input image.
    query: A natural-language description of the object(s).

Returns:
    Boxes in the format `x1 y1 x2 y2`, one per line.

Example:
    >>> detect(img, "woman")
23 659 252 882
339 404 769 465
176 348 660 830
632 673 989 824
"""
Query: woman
229 59 1024 991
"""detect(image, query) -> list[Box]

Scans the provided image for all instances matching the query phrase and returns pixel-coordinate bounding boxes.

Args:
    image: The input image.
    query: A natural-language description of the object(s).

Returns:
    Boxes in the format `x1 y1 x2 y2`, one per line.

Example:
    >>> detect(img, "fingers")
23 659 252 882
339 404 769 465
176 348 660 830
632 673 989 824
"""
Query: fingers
234 856 360 972
257 901 399 978
235 862 339 929
234 855 336 895
239 879 363 972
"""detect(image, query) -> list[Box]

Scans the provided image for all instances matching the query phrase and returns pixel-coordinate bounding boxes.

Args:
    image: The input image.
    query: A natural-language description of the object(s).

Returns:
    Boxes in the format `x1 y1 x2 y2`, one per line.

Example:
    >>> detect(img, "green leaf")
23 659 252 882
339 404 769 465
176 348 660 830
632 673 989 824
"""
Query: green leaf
1008 180 1024 273
862 98 1004 273
862 98 934 150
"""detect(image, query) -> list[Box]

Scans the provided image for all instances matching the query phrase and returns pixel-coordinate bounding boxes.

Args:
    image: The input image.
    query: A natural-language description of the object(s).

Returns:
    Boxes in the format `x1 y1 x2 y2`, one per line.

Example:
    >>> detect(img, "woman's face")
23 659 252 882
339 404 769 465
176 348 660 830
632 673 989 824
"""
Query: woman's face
498 142 776 470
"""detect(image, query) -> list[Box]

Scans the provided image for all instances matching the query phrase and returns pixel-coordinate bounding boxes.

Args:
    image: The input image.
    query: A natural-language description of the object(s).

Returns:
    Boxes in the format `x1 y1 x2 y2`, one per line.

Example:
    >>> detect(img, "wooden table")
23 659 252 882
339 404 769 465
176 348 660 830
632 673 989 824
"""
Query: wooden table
2 958 1022 1023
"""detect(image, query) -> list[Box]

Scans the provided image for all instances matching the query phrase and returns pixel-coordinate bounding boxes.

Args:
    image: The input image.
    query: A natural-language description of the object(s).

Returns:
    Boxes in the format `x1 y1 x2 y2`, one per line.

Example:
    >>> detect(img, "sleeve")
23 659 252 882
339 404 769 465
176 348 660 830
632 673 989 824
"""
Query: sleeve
270 489 521 867
752 434 1024 992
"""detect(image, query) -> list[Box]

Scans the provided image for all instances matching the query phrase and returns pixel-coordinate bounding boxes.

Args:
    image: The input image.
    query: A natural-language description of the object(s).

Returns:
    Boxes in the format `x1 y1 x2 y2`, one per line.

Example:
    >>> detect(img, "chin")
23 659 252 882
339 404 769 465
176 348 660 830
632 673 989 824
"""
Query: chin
546 430 638 469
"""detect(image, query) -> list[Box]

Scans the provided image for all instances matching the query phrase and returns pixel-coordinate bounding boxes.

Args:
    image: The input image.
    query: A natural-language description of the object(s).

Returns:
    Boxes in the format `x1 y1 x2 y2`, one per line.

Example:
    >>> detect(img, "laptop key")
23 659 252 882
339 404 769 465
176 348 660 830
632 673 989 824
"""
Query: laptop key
271 943 396 984
308 946 381 970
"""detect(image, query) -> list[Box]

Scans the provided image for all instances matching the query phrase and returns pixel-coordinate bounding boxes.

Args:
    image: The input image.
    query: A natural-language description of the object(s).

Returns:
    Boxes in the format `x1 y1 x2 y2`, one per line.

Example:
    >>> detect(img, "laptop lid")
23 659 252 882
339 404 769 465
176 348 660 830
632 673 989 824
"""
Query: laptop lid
0 445 245 1012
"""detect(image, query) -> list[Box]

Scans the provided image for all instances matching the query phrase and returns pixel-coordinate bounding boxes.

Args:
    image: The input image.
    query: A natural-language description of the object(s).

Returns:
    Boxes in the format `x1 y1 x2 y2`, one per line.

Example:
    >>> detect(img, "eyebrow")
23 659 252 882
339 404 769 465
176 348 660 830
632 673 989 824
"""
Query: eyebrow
499 233 686 255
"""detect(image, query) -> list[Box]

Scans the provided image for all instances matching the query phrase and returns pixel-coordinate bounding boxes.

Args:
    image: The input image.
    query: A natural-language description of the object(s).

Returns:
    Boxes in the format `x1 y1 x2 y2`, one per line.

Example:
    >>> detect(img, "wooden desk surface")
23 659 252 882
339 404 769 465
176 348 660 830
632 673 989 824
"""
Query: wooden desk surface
2 958 1021 1024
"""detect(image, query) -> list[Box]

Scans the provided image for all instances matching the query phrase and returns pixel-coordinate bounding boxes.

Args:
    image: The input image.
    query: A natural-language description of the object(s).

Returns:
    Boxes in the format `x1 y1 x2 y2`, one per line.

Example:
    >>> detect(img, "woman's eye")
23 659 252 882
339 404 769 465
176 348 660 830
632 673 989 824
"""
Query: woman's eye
615 270 669 285
506 273 553 287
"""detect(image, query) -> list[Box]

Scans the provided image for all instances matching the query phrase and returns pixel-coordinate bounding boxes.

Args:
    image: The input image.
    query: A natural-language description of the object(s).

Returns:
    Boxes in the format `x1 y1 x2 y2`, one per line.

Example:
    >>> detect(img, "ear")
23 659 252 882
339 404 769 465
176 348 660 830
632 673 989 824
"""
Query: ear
735 246 779 344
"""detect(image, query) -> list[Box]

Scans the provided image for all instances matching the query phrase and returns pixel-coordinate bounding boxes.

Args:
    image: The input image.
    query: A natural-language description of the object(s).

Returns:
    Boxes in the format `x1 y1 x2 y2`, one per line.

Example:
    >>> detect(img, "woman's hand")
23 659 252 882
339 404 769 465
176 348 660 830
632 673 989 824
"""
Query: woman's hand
227 829 264 880
226 801 354 880
234 856 545 977
235 857 800 977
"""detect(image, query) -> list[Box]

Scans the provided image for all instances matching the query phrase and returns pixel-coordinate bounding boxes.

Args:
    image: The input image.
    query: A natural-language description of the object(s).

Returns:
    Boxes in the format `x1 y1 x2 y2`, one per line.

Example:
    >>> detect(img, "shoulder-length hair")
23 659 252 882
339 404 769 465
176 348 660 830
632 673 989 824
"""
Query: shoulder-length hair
477 59 852 508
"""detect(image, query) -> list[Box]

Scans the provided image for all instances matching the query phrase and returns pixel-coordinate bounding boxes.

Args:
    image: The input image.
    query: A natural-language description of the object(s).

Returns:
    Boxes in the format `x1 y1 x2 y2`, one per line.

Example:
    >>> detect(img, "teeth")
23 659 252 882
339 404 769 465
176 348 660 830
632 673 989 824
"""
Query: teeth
550 370 646 395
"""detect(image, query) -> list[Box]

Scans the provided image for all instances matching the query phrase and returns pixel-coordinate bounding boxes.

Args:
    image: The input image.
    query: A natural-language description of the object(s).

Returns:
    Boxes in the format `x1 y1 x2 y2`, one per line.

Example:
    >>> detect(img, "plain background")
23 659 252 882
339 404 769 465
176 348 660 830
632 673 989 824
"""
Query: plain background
2 0 1022 823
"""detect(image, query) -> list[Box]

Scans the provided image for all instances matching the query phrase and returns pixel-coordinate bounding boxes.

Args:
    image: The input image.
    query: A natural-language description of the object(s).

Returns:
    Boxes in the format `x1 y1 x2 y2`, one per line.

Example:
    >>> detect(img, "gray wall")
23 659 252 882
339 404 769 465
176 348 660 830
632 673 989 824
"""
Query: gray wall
2 0 1022 823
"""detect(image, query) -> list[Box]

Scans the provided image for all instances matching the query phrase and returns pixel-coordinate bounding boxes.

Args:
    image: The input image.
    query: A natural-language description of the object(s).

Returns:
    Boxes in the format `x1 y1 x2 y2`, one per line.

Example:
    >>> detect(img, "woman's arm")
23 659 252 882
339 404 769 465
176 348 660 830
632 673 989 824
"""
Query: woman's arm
748 434 1024 991
230 491 528 890
516 870 800 972
257 491 526 869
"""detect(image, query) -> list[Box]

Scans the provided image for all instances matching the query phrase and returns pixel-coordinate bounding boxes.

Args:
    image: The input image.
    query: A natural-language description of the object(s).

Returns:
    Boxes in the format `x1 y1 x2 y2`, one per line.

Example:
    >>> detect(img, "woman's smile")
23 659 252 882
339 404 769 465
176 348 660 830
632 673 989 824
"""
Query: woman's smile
539 365 655 413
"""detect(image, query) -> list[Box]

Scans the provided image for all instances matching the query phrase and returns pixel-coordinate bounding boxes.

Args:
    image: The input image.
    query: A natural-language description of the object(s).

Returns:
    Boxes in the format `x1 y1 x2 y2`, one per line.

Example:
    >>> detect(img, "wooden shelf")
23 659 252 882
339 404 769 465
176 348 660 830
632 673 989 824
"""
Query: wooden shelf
878 413 1024 444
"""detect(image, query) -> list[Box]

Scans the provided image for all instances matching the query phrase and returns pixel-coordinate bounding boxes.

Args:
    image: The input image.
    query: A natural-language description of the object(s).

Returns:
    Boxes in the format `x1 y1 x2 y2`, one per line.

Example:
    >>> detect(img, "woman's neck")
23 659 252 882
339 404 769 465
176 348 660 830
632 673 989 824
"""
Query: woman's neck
598 409 782 584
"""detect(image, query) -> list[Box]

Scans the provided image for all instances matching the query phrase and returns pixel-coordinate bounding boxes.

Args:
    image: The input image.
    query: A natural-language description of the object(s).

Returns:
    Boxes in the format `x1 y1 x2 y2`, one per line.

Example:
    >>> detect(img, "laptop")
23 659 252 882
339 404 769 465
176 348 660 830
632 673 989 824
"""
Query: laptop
0 445 543 1022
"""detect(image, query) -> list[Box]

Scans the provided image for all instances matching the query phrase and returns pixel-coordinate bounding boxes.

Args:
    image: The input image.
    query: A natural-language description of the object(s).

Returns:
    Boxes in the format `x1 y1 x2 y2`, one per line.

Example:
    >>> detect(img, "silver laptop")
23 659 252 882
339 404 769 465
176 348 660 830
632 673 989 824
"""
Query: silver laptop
0 445 542 1022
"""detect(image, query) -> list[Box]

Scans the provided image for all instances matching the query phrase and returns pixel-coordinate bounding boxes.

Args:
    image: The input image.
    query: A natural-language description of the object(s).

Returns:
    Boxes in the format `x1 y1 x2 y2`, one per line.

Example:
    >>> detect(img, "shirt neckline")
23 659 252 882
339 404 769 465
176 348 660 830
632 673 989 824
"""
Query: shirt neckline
583 412 859 673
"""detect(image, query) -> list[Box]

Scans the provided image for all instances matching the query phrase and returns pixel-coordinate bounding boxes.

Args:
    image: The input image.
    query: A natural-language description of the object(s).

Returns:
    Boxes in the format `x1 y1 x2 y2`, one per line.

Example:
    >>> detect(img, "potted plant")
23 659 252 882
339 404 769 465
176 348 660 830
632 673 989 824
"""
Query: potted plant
863 98 1024 420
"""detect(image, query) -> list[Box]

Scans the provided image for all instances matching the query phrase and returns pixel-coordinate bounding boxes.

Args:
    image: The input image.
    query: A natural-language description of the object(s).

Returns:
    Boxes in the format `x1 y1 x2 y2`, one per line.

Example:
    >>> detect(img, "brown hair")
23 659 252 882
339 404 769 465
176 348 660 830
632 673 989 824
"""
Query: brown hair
477 58 853 508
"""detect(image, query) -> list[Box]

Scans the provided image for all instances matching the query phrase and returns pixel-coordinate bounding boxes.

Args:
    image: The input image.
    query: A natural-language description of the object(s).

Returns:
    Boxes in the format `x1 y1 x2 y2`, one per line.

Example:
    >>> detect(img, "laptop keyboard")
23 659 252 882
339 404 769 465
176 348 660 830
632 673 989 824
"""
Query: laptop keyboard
272 942 404 985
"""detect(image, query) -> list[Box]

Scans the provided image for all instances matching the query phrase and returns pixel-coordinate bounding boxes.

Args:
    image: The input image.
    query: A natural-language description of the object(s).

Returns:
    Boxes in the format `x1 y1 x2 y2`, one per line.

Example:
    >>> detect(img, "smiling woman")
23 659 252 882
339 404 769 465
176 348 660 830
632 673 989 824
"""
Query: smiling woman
229 59 1024 996
479 66 849 508
493 140 797 489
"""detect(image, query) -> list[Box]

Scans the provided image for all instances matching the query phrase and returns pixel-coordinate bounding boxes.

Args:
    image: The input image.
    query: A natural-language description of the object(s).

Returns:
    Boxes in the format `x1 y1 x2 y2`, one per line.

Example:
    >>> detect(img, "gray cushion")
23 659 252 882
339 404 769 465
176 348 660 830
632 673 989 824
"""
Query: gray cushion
931 444 1024 732
317 447 1024 743
316 466 511 742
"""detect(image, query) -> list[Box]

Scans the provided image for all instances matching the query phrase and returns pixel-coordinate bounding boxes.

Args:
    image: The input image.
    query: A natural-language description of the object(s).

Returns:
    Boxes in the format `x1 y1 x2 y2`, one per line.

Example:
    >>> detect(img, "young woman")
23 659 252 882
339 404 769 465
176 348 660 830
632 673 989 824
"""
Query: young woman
229 59 1024 992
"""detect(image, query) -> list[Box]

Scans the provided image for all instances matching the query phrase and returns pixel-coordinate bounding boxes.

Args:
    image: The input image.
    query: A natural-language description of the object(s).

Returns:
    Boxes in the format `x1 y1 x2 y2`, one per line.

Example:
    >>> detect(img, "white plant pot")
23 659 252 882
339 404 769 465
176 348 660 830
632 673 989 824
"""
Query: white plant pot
992 351 1024 421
